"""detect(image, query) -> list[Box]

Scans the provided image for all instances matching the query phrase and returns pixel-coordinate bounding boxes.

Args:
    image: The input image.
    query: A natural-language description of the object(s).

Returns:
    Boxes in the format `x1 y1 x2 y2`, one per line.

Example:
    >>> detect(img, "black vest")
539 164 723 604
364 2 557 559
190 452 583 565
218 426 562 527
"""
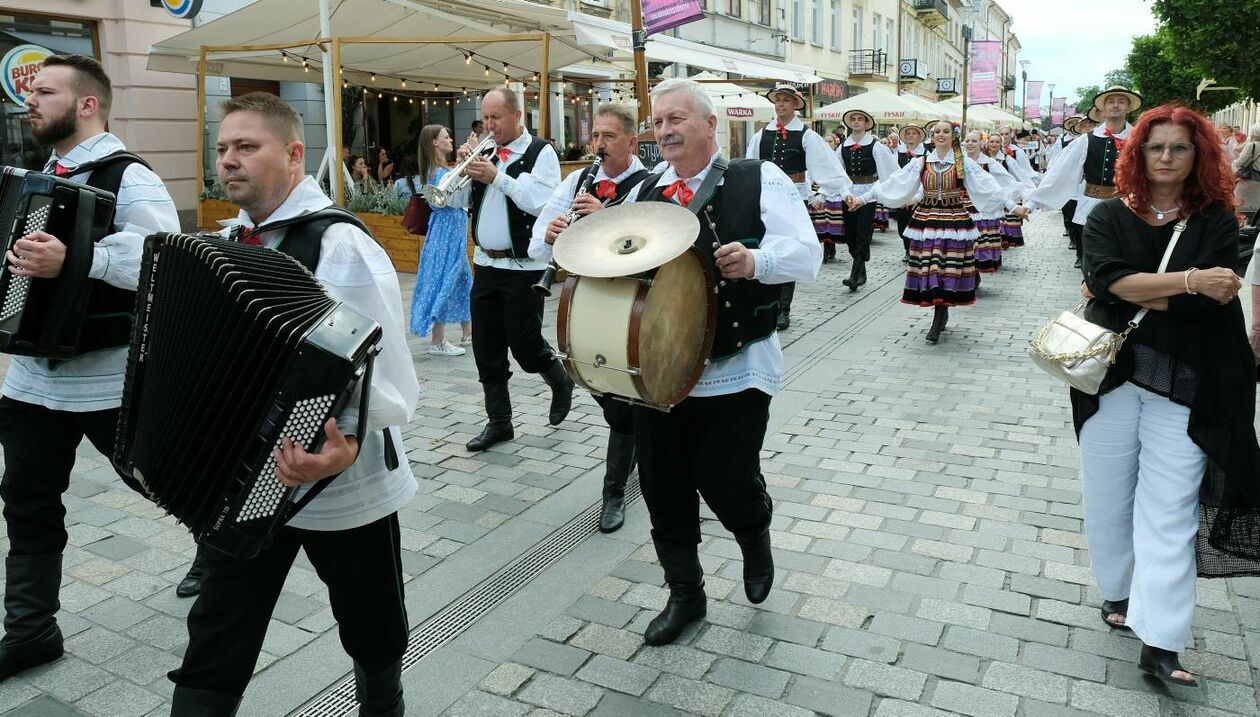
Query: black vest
1061 136 1072 148
1083 133 1121 185
758 127 807 174
842 139 876 176
636 159 778 360
469 138 549 259
573 166 650 207
897 148 923 168
64 152 151 356
233 206 373 273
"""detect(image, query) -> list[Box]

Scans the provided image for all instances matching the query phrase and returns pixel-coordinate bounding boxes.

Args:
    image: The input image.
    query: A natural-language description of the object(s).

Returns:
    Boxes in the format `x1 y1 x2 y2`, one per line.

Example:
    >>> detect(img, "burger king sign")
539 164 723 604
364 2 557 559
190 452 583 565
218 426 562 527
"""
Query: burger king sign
2 45 52 106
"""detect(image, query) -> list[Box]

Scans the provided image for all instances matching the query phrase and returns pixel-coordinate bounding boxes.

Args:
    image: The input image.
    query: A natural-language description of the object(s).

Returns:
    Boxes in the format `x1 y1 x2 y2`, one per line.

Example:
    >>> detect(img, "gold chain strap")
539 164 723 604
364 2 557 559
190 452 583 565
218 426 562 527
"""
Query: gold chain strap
1027 302 1135 365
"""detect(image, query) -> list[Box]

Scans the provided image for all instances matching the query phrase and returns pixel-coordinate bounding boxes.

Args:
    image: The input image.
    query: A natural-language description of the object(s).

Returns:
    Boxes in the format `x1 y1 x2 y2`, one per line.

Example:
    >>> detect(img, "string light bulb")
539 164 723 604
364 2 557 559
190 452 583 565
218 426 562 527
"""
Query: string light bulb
281 52 289 63
484 65 490 76
401 79 407 88
465 52 472 65
370 73 376 82
302 60 309 72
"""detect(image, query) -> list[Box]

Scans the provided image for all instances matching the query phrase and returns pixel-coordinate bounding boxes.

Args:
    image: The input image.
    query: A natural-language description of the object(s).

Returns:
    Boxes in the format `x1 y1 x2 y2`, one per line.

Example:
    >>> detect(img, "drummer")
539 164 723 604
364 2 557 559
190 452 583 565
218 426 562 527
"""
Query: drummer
530 103 650 534
745 83 852 330
619 78 820 647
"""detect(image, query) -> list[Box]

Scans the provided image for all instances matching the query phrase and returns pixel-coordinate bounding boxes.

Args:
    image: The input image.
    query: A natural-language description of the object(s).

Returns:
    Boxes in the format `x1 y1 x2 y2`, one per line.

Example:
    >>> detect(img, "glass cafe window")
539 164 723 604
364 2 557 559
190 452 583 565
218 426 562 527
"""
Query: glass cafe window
0 14 98 171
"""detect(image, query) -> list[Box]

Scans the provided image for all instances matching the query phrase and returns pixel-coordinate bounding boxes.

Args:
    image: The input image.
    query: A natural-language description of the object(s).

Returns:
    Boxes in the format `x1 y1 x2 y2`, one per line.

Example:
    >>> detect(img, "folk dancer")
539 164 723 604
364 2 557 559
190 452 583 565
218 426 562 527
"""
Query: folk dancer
531 103 651 534
169 92 419 716
996 129 1039 251
893 124 929 263
447 88 572 452
968 131 1016 273
621 79 820 645
746 83 852 329
849 120 1017 343
1046 115 1084 243
836 109 899 291
1014 86 1142 270
0 55 179 680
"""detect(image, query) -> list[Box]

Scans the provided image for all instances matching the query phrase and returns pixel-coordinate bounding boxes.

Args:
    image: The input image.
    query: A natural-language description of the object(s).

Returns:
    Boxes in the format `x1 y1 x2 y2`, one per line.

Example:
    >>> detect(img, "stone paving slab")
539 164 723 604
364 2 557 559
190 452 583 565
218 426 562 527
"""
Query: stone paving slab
3 214 1260 715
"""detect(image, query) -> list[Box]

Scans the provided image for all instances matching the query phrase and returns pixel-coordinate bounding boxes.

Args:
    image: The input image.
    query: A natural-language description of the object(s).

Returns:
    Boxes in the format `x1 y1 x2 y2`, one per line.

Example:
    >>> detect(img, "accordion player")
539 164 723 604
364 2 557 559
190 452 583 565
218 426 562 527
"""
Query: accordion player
0 165 120 358
113 232 385 559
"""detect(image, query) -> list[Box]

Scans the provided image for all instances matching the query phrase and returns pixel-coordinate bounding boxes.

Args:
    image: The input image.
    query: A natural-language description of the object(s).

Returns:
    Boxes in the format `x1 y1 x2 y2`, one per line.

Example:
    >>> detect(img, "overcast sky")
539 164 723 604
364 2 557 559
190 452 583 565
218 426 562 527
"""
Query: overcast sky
995 0 1158 105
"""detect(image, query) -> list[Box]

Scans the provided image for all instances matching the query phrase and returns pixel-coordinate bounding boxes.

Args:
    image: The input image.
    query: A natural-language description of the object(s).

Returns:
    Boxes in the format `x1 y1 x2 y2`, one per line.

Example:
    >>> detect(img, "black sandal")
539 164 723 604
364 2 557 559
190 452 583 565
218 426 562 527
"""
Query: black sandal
1100 598 1130 630
1138 644 1198 687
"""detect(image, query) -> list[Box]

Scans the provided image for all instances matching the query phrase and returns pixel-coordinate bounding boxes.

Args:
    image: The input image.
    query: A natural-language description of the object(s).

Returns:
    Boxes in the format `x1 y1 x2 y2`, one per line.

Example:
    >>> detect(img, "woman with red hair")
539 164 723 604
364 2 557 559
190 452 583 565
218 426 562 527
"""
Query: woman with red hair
1075 104 1260 687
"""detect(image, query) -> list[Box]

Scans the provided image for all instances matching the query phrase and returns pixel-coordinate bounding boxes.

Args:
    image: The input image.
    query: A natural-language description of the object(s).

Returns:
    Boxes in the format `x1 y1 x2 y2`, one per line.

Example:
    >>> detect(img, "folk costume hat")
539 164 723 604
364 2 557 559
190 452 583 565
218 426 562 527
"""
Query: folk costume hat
1091 85 1142 113
1086 106 1102 123
1062 115 1083 133
843 109 876 130
899 124 926 141
765 83 806 110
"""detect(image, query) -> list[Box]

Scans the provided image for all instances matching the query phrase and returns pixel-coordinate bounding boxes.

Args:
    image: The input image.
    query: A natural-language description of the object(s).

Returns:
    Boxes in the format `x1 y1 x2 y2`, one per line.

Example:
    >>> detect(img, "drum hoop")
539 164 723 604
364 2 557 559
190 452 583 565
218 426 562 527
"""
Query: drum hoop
556 274 599 396
627 281 651 401
642 246 718 409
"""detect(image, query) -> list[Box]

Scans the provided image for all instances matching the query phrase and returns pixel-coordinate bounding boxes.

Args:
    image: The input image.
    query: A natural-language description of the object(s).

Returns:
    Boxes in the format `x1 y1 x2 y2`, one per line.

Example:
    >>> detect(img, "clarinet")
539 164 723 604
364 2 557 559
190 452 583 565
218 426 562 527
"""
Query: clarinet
533 153 605 297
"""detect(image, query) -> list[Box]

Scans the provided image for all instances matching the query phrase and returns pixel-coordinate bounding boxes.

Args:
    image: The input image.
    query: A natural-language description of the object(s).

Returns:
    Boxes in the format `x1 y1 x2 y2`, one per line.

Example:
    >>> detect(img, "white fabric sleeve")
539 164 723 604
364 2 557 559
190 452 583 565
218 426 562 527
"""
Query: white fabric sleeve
873 142 900 181
748 162 822 284
491 144 561 217
804 130 852 201
529 172 580 262
1023 136 1088 210
864 157 925 208
89 163 179 290
962 157 1014 215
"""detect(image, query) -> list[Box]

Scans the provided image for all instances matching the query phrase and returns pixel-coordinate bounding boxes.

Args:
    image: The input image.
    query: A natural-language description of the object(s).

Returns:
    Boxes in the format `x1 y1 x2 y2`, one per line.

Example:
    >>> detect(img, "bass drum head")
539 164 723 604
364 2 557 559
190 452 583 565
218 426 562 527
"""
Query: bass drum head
635 248 715 407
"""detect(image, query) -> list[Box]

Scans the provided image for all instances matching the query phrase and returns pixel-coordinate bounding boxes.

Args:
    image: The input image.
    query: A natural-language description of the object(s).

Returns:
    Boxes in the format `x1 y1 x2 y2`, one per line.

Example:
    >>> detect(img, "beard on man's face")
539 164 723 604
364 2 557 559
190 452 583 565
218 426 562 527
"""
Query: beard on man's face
30 106 77 147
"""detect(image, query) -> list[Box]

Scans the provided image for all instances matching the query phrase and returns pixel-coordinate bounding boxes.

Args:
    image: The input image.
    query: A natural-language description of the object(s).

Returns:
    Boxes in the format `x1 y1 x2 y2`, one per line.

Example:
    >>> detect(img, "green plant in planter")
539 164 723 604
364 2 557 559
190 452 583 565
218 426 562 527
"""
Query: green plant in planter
200 179 229 201
346 185 408 215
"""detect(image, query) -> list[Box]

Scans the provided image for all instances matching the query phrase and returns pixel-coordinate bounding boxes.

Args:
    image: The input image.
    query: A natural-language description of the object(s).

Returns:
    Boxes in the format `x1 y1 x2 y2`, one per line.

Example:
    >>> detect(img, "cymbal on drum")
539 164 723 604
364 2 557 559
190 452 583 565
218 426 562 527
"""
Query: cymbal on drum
553 203 699 277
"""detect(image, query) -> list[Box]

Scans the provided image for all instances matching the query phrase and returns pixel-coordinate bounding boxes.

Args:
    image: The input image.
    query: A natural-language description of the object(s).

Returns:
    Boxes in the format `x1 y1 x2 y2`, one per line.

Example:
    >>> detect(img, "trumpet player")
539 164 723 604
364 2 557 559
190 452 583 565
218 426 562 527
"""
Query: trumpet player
530 103 651 534
443 87 569 452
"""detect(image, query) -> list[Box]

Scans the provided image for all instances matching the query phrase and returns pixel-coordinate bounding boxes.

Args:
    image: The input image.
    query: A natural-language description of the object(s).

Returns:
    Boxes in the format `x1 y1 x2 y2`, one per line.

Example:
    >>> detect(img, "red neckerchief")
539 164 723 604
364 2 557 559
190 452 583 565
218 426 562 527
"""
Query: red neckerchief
495 147 512 163
594 180 617 200
52 162 71 176
662 179 693 207
1104 127 1125 150
1004 145 1016 158
776 122 789 140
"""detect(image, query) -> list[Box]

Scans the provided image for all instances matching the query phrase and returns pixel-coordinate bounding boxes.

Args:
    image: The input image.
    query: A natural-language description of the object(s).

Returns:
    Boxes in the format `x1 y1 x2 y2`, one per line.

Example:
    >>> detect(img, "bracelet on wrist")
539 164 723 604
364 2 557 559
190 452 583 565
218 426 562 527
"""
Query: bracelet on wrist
1184 267 1198 295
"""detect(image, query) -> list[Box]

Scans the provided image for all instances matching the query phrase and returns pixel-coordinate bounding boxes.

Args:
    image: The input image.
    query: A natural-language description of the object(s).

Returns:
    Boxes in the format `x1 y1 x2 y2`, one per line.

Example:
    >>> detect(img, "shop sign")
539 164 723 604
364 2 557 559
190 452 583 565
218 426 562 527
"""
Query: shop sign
161 0 205 20
637 130 661 166
1 45 52 105
814 80 850 102
726 107 753 118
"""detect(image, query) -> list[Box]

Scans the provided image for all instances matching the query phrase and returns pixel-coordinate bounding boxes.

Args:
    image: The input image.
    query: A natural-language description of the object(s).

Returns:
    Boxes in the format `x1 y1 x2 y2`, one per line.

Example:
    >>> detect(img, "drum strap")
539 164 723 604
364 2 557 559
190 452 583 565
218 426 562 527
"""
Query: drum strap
688 156 729 213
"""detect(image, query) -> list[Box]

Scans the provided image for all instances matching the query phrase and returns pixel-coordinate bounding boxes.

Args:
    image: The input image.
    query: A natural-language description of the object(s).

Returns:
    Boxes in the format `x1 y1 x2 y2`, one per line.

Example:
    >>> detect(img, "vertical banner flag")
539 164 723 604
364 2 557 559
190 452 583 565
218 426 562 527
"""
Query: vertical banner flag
643 0 705 36
1051 97 1066 125
968 41 1002 105
1024 81 1044 119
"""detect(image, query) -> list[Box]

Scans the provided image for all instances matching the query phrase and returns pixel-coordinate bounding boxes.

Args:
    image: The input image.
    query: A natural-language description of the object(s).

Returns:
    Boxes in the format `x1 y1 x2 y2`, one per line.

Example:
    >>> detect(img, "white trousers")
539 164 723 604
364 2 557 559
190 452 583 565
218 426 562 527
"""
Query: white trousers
1078 382 1207 651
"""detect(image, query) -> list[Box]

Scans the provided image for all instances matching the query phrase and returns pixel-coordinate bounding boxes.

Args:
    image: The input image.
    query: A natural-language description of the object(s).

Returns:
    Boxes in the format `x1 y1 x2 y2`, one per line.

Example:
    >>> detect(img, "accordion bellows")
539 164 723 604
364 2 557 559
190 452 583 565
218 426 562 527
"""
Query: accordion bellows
114 233 382 558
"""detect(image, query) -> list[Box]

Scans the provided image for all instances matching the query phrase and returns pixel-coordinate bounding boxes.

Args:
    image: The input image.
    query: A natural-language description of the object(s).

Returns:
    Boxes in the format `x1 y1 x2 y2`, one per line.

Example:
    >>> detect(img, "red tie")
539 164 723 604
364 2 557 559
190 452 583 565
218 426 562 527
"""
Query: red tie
594 180 617 201
662 179 693 208
1104 127 1125 150
52 162 71 177
776 123 788 140
1004 146 1016 158
236 226 262 246
496 147 512 164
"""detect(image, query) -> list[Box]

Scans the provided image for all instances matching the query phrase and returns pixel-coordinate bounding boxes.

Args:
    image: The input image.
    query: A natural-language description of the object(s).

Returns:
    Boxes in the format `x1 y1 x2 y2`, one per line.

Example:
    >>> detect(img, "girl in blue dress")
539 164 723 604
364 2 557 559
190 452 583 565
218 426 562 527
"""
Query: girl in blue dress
408 124 472 356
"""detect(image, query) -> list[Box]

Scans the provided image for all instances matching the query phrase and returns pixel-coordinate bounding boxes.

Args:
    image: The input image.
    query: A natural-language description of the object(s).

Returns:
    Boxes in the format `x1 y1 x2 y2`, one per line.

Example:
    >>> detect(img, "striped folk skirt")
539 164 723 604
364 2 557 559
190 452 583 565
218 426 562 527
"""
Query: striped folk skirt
973 214 1004 273
1000 213 1025 248
809 200 846 243
901 200 980 308
873 203 890 231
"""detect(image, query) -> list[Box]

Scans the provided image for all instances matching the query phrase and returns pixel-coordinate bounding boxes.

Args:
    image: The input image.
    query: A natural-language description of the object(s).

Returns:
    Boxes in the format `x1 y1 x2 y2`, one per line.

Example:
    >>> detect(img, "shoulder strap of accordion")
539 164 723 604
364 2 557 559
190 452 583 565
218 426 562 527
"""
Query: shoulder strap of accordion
68 151 152 199
263 206 375 273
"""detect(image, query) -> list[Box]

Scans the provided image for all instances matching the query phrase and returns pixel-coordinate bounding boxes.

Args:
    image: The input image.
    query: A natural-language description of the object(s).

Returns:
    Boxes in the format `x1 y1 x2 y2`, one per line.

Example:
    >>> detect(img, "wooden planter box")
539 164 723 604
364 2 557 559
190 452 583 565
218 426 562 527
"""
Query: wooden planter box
198 198 239 231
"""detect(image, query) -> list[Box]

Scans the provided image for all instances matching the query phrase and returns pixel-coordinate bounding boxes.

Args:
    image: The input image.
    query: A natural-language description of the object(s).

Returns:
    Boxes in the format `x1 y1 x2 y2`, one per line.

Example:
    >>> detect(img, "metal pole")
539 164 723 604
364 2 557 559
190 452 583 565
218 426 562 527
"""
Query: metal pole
318 0 341 204
331 38 345 206
961 28 970 133
196 47 207 229
540 33 550 140
629 0 650 127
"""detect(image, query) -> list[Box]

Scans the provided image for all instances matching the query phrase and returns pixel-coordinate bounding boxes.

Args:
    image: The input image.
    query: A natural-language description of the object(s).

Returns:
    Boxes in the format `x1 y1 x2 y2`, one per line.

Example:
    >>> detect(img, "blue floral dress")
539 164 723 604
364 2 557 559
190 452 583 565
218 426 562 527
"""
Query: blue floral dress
409 167 472 336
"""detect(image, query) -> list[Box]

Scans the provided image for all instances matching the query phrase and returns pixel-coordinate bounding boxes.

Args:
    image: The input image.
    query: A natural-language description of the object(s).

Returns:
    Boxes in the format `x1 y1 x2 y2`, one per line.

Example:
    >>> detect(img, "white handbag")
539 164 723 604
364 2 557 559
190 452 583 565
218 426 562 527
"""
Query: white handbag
1029 219 1187 394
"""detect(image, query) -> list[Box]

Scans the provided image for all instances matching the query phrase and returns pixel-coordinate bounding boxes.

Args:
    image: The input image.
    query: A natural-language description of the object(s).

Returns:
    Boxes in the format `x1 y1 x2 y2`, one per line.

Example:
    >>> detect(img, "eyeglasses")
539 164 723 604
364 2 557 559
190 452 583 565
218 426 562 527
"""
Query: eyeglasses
1141 142 1195 159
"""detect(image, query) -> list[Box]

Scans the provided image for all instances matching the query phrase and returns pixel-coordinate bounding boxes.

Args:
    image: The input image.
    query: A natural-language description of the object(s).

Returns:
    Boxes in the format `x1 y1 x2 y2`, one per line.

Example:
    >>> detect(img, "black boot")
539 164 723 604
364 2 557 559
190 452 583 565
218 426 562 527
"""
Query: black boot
466 382 513 451
540 361 574 427
599 430 635 533
841 261 862 291
0 554 64 681
170 685 243 716
355 659 405 717
822 241 835 263
857 262 867 286
776 283 795 331
177 545 208 598
643 540 706 646
926 306 948 344
734 526 775 604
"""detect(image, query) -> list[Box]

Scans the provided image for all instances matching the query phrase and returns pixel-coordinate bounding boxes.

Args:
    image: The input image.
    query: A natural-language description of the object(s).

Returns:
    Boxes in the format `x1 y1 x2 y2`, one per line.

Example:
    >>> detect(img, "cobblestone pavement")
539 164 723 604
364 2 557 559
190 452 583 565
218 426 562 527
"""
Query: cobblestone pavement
2 212 1260 716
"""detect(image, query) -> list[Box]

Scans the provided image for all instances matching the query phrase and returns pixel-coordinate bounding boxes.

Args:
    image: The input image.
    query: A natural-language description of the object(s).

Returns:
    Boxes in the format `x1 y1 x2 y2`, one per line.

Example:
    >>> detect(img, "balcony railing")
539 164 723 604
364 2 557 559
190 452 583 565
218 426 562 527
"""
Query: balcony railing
849 49 889 78
913 0 949 27
1001 74 1017 91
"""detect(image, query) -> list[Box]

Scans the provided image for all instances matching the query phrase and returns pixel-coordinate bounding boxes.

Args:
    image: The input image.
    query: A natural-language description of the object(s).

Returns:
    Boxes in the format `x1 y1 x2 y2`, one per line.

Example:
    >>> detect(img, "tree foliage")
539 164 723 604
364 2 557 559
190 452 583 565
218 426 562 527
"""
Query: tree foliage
1151 0 1260 101
1125 29 1238 113
1103 68 1133 89
1074 85 1101 114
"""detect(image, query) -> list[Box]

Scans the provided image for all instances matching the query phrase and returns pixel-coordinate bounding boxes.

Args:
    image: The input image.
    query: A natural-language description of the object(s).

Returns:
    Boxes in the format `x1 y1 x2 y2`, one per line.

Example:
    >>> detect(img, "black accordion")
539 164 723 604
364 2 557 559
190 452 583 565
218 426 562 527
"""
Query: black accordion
113 233 382 558
0 166 116 358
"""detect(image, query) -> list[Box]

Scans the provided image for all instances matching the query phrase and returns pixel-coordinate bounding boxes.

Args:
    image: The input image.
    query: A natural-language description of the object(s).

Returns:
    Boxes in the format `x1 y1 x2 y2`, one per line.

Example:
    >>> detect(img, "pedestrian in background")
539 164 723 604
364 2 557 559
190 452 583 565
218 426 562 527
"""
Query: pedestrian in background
1232 123 1260 219
1076 104 1260 688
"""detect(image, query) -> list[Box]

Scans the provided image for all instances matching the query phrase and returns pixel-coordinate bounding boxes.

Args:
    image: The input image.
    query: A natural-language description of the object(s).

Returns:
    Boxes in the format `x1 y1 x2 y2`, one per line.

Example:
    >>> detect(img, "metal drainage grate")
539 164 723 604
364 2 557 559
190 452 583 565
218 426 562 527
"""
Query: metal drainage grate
290 475 643 717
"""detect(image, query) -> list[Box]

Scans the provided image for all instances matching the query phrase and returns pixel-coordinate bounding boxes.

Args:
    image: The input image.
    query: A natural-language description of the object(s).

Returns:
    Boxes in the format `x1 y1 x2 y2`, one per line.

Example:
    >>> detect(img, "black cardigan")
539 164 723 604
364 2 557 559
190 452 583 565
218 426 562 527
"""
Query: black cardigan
1075 199 1260 577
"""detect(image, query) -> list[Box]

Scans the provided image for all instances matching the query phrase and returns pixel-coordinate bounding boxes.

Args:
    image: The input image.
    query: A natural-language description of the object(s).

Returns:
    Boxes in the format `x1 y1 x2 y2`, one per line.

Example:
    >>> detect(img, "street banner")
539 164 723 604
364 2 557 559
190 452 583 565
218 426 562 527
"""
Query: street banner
643 0 705 36
1024 81 1044 119
968 41 1002 106
1051 97 1066 125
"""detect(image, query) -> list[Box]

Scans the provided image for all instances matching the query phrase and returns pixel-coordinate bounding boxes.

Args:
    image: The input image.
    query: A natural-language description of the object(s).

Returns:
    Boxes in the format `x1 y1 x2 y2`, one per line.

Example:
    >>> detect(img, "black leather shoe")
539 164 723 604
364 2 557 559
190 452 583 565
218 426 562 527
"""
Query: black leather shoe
776 313 790 331
0 554 65 681
644 585 706 646
735 528 774 604
176 547 208 598
355 658 405 716
599 430 634 533
1138 644 1197 687
1073 258 1083 268
540 361 574 426
856 263 867 286
467 382 513 451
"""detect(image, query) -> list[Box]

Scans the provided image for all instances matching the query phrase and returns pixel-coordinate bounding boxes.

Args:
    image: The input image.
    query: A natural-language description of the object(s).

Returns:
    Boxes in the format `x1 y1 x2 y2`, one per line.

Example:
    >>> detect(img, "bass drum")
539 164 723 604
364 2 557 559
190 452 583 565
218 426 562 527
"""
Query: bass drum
557 247 716 411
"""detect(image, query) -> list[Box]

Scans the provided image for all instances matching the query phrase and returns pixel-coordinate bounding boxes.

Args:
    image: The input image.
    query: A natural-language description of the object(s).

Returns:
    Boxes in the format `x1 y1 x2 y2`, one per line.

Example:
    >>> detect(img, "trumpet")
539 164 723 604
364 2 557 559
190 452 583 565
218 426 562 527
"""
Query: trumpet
423 135 496 208
533 152 604 297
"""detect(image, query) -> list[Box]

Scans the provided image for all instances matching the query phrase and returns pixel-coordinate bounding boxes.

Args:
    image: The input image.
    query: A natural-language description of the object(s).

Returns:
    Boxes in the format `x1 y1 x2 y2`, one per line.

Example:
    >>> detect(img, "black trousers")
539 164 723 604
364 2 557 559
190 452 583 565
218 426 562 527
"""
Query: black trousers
893 206 914 254
172 514 409 695
470 265 557 384
633 389 772 547
842 201 876 262
0 397 121 557
1062 200 1077 237
595 394 634 435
